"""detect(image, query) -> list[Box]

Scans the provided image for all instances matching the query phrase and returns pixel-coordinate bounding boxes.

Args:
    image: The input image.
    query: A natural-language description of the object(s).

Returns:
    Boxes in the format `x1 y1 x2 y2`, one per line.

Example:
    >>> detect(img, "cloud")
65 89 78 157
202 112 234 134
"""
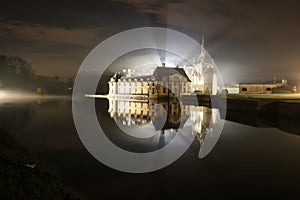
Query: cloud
116 0 167 12
0 21 107 78
115 0 300 41
1 1 299 82
0 21 105 46
114 0 300 83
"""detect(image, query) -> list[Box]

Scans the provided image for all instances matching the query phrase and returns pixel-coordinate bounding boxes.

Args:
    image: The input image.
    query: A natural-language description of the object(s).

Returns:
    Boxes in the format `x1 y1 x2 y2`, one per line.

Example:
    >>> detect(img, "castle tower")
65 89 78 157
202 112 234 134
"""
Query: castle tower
190 35 206 93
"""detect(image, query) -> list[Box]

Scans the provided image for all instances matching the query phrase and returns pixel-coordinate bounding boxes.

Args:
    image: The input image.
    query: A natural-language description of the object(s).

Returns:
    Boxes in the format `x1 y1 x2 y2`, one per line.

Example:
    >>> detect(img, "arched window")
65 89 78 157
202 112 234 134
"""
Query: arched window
242 87 247 92
266 87 272 91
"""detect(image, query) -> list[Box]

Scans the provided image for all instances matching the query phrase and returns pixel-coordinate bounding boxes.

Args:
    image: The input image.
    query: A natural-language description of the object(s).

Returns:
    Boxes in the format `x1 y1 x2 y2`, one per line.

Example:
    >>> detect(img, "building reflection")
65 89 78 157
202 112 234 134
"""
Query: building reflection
108 100 151 126
190 106 217 147
108 98 218 154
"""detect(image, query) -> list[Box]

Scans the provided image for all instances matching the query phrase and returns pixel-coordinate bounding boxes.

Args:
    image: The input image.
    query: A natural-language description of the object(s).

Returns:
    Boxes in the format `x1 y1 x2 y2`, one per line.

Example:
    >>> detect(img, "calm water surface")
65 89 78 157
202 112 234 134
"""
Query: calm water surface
1 97 300 199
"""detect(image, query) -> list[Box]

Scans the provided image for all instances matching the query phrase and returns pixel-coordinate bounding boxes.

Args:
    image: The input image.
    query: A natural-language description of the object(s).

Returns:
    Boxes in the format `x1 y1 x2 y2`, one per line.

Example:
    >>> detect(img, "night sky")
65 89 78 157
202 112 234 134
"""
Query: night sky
1 0 300 84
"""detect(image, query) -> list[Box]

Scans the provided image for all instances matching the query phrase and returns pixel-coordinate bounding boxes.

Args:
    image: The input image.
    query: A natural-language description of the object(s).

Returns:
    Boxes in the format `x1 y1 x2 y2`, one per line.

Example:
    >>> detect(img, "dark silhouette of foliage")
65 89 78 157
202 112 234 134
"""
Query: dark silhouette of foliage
0 55 73 94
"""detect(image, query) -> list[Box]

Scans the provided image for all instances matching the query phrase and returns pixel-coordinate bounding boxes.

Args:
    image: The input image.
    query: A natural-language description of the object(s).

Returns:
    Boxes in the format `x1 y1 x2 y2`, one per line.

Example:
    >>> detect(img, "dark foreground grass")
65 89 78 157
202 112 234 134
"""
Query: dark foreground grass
0 127 83 200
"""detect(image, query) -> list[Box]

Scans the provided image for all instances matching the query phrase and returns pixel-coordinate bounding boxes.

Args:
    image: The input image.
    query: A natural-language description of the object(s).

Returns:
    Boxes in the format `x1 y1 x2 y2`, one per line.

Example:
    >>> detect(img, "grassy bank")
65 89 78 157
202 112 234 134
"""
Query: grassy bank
0 127 83 200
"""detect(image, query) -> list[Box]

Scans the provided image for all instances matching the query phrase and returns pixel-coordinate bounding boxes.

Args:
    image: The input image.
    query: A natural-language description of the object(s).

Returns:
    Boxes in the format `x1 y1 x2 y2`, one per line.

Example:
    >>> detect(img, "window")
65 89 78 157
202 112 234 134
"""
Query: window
242 87 247 92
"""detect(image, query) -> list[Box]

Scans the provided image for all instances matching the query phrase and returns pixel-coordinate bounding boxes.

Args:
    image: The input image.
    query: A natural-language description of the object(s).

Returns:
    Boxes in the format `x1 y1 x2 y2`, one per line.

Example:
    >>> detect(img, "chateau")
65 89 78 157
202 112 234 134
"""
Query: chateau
107 36 218 99
108 64 192 99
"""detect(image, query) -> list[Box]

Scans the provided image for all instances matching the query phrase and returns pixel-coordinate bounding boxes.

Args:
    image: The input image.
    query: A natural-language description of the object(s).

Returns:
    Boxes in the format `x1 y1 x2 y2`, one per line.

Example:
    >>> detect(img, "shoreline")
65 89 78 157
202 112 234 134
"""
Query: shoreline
226 93 300 100
0 127 83 199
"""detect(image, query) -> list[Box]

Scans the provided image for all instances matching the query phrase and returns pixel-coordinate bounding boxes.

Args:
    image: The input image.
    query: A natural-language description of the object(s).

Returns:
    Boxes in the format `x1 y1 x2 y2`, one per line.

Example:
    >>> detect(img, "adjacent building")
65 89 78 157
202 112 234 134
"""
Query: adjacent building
218 85 240 94
239 83 285 94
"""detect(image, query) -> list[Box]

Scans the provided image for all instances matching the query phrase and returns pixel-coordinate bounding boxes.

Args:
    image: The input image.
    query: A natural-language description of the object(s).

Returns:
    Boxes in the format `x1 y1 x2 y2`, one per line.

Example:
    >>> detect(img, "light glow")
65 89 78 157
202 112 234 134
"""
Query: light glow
0 89 69 103
0 89 33 100
0 90 7 98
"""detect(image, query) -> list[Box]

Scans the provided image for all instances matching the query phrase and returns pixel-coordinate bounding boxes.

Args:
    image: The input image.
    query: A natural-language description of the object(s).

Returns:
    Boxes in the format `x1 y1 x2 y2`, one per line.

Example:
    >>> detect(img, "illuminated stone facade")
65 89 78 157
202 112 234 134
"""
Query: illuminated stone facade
108 66 192 99
183 36 218 95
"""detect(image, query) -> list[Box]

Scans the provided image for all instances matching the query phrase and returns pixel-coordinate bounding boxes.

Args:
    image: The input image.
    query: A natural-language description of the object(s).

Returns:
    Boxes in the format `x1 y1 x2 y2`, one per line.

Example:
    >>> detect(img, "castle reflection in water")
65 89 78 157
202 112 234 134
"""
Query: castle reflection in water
108 98 218 150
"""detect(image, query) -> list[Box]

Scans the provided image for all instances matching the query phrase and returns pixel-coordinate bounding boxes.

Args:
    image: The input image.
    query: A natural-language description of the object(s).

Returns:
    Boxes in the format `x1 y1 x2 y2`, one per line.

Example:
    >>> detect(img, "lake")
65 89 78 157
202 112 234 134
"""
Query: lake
1 97 300 199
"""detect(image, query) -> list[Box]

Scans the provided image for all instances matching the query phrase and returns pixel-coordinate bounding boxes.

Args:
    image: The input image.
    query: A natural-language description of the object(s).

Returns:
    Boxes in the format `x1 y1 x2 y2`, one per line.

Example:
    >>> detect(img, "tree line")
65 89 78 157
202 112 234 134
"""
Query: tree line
0 55 74 95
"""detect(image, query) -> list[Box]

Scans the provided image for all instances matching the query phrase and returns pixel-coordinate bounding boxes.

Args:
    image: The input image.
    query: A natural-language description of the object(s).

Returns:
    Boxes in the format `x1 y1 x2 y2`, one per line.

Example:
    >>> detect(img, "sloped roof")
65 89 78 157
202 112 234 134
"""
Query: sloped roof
117 66 191 82
153 67 191 82
112 72 124 82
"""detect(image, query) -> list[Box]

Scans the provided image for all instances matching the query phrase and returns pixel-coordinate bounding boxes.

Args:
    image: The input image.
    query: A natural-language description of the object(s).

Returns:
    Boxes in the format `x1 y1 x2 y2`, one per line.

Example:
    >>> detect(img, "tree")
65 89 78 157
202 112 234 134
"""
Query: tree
0 54 73 95
34 88 46 96
0 55 34 87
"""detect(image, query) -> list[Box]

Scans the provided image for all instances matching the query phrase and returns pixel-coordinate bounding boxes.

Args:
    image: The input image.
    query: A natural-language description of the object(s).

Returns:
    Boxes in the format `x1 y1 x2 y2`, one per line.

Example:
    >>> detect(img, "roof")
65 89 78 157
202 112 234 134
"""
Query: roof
119 66 191 82
239 83 284 85
112 72 124 82
153 67 191 82
121 75 152 81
